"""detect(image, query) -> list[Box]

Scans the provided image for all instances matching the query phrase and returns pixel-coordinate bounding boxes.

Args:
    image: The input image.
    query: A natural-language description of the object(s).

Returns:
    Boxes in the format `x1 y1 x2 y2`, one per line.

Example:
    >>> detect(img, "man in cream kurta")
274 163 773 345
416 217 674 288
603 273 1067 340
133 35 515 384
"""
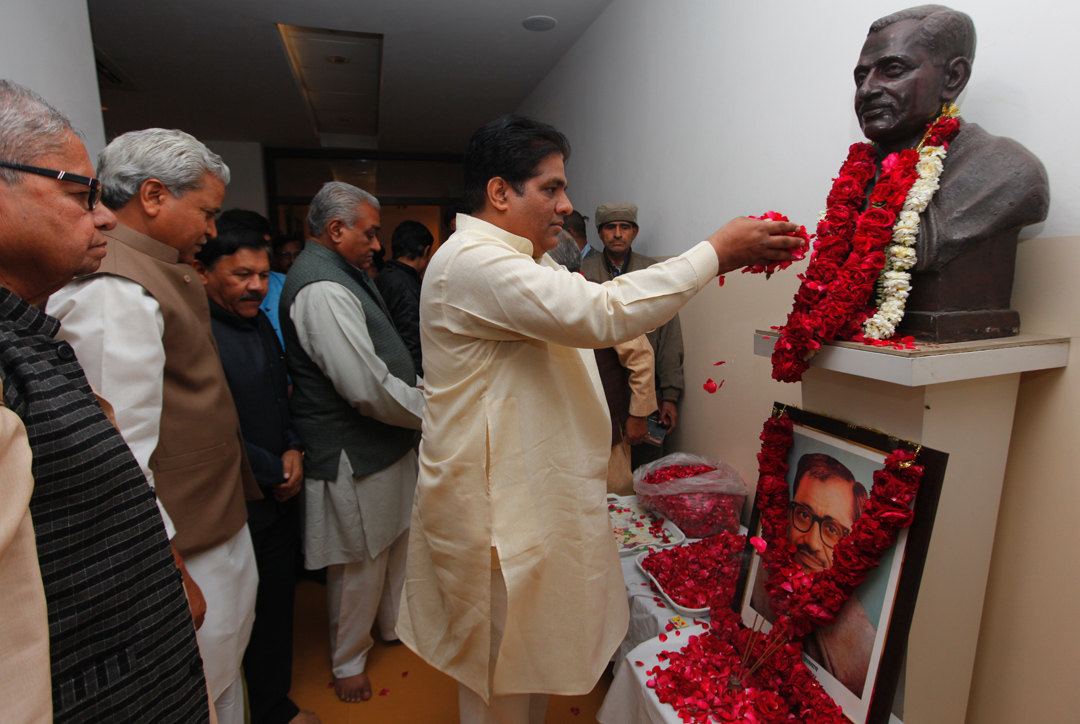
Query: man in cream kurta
397 115 803 724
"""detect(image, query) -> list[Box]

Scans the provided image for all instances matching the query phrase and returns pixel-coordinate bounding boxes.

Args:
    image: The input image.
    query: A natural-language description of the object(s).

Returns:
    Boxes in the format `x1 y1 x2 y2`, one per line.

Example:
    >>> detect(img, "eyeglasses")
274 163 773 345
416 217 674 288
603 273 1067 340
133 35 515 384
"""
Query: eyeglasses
276 250 301 260
0 160 102 211
789 501 851 549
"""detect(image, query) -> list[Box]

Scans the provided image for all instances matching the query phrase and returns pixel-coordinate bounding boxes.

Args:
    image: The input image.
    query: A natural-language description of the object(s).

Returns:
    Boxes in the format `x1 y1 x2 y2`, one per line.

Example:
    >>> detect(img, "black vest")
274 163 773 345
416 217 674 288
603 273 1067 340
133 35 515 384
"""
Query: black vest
279 242 418 479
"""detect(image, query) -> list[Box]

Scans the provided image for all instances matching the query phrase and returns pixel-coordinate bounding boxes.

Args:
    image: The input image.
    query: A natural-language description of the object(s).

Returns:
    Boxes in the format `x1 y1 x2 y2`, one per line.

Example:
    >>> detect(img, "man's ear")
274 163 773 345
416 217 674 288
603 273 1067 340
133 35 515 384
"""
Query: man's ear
942 56 971 102
138 178 169 218
486 177 512 212
326 217 346 242
189 258 211 285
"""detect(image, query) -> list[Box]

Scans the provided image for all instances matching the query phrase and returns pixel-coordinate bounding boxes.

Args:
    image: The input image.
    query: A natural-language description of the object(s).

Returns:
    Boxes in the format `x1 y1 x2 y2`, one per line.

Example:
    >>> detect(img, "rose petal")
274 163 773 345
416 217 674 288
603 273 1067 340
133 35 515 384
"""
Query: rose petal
703 379 719 394
571 707 581 715
713 360 727 366
750 536 767 554
718 275 725 287
635 660 645 666
401 671 408 677
379 689 389 696
658 633 668 642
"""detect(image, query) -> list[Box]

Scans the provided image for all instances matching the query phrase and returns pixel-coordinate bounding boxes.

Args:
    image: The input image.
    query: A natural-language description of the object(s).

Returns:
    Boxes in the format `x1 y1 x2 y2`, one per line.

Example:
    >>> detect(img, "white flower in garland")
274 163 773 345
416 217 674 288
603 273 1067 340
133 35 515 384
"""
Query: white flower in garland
862 113 957 340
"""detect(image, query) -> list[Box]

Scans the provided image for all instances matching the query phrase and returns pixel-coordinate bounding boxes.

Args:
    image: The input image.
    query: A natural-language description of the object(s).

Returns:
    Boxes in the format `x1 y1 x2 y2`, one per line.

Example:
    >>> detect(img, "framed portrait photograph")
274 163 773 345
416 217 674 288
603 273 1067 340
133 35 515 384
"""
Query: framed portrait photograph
735 404 948 724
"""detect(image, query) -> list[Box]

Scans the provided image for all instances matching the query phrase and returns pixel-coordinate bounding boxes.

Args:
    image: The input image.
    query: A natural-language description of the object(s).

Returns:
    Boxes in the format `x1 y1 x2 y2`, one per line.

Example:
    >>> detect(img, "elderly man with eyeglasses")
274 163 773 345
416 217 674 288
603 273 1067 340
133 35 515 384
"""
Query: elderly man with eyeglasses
0 79 213 722
750 453 877 696
48 127 261 724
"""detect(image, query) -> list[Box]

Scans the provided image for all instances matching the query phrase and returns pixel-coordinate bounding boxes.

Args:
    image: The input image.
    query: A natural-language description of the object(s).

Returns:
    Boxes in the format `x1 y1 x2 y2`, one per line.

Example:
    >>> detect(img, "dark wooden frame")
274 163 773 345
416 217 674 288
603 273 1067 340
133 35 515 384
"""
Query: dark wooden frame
733 403 948 724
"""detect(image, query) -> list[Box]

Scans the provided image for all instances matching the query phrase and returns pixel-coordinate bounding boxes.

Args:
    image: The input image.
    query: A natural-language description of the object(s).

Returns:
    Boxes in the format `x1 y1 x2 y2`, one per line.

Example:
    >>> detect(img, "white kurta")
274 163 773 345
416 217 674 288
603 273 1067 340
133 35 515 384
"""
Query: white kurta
289 281 425 568
397 215 719 701
47 274 257 700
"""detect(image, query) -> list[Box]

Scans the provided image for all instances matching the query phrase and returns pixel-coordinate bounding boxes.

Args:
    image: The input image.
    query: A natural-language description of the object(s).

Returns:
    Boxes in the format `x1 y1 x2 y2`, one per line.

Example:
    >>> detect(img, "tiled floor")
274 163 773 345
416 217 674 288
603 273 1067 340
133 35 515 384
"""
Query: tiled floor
289 579 613 724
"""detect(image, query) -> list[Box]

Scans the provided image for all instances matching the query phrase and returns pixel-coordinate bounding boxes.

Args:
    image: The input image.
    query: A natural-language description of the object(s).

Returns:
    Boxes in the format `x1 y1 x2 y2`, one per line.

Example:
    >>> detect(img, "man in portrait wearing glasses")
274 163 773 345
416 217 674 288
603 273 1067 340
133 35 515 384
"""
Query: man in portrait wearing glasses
751 453 876 695
0 79 212 722
48 128 260 724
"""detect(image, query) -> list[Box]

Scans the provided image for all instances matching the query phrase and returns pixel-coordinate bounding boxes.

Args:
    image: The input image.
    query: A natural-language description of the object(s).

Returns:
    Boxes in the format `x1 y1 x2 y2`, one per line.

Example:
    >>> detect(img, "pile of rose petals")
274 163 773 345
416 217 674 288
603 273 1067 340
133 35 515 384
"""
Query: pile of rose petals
641 532 744 610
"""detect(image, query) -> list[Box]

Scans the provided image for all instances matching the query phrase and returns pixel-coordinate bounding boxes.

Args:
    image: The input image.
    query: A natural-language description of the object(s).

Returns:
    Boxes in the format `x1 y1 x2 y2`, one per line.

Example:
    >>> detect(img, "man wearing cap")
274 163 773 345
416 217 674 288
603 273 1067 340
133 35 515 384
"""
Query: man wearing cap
581 202 684 468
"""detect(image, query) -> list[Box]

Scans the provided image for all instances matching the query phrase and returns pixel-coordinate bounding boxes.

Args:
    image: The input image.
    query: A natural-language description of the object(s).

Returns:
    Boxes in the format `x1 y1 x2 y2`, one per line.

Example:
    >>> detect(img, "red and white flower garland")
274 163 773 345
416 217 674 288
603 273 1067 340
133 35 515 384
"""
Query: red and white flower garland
771 107 962 383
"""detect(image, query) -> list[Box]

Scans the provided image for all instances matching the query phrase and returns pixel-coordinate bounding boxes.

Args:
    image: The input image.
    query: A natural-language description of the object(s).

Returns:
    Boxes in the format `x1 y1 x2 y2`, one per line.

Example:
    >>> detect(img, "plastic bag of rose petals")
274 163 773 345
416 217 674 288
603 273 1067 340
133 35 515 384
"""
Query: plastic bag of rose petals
633 453 747 538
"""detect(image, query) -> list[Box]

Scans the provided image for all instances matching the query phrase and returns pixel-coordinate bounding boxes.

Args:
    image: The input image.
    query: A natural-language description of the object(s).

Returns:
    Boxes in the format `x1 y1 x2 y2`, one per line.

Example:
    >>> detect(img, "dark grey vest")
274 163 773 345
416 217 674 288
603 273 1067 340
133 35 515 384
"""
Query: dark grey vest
280 242 417 480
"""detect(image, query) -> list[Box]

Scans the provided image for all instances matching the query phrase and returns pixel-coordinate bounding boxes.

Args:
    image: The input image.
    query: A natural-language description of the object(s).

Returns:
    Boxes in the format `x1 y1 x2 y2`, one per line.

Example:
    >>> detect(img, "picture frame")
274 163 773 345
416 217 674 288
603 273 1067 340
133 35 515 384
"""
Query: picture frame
734 403 948 724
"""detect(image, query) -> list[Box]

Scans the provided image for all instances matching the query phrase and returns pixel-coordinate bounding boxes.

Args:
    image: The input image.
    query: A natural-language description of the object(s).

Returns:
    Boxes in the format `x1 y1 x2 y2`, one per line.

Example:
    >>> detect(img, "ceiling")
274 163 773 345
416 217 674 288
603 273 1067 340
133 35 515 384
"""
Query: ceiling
89 0 612 154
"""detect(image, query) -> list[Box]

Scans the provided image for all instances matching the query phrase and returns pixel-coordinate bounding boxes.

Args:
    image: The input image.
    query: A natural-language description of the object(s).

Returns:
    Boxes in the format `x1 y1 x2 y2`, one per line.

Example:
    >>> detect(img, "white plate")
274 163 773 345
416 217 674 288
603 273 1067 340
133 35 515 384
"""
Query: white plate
635 549 711 618
608 494 685 556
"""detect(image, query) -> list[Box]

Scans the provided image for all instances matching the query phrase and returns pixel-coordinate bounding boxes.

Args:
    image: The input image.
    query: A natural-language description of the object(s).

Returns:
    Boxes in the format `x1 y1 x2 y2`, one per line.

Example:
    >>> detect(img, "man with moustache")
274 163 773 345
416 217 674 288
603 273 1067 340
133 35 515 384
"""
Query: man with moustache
853 5 1048 340
0 79 211 723
192 220 319 724
751 454 876 694
398 114 804 724
280 182 424 704
48 128 260 724
581 203 684 468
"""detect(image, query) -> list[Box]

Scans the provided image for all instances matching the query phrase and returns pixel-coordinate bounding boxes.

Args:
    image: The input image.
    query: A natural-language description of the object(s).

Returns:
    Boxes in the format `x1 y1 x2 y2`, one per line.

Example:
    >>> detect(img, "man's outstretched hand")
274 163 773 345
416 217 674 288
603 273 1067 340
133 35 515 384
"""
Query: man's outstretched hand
707 217 806 275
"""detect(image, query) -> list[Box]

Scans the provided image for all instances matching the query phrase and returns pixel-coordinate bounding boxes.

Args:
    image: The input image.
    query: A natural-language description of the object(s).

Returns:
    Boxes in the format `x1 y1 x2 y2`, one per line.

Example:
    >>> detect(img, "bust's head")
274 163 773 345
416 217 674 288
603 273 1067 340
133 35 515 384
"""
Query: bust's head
854 5 975 152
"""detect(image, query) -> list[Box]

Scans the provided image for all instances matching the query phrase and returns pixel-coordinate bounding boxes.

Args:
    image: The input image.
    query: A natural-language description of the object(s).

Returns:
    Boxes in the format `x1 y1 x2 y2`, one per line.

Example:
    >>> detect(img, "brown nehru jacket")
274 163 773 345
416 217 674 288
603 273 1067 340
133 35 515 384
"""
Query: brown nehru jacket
97 224 259 557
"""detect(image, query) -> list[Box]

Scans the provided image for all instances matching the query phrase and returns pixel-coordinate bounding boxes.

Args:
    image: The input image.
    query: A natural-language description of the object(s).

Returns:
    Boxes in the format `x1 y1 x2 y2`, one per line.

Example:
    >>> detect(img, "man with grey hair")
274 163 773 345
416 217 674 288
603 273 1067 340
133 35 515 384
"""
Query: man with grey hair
0 80 211 722
48 128 260 724
280 181 424 703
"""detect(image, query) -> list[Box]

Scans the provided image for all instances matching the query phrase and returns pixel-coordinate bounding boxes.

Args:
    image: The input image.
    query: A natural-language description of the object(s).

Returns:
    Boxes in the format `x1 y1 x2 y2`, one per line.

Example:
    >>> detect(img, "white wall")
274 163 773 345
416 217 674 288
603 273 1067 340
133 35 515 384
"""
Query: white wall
204 140 268 218
0 0 106 160
519 1 1079 722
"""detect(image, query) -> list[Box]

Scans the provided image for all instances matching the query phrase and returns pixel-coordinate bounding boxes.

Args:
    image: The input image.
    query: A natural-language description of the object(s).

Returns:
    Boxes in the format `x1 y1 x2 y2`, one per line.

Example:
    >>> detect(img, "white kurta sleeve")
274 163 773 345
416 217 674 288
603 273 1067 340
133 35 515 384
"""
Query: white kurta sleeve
291 281 424 430
47 275 176 539
439 240 719 350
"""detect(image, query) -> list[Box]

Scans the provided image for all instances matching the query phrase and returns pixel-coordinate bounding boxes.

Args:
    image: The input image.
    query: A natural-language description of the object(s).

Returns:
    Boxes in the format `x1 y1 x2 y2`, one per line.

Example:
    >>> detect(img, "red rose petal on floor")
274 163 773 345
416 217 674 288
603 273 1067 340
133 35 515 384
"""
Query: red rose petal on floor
379 688 390 696
401 671 408 677
571 707 581 715
718 275 725 287
713 360 727 366
703 378 719 394
327 682 334 688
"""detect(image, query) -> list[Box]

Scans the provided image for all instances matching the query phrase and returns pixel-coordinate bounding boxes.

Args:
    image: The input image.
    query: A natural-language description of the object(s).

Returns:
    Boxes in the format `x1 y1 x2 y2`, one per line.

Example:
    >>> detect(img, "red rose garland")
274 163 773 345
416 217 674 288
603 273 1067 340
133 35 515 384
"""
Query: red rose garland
771 114 962 383
753 414 924 636
644 414 925 724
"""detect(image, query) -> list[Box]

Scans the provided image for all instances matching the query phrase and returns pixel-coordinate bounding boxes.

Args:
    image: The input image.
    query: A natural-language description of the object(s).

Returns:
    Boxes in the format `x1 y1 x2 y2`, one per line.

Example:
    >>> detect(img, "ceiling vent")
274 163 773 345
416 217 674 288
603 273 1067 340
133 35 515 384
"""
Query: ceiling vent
94 46 139 93
278 24 382 148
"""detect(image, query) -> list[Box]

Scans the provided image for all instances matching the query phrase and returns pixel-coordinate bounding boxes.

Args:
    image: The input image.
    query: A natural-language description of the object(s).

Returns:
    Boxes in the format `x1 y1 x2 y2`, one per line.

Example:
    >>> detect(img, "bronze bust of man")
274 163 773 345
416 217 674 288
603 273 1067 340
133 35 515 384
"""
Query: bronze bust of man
856 5 1049 342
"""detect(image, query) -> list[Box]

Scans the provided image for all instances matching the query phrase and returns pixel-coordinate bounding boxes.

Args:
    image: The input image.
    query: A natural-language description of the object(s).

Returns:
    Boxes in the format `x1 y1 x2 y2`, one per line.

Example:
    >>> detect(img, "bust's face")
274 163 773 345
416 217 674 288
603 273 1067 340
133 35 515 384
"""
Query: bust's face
854 19 949 150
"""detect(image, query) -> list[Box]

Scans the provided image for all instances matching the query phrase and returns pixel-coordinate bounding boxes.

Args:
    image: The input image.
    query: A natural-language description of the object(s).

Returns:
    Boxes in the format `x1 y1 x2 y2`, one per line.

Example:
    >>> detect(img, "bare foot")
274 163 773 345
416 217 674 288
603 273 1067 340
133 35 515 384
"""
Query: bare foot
334 672 371 703
287 711 321 724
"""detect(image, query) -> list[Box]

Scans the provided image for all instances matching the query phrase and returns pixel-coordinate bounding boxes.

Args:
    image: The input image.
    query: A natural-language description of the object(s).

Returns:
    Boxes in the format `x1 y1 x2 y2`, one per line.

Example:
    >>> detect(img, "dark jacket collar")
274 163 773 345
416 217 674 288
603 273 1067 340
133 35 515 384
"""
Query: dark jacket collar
0 286 59 337
382 258 422 283
208 297 259 331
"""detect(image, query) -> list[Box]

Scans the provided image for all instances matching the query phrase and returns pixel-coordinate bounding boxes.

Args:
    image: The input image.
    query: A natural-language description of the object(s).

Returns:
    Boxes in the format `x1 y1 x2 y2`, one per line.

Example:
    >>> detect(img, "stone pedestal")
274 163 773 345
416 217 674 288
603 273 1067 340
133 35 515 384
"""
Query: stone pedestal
754 332 1068 724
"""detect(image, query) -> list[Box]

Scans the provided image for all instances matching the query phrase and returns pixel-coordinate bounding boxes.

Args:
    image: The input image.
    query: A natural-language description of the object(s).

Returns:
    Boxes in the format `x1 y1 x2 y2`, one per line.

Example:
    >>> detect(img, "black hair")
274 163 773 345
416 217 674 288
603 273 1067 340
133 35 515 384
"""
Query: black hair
563 210 587 237
462 115 570 214
218 208 273 238
792 453 868 521
195 217 271 270
391 220 434 260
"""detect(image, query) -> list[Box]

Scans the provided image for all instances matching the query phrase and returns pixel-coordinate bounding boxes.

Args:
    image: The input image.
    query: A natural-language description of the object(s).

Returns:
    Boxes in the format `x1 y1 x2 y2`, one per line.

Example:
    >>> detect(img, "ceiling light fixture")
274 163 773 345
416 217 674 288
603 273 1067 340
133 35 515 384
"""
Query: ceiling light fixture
522 15 557 32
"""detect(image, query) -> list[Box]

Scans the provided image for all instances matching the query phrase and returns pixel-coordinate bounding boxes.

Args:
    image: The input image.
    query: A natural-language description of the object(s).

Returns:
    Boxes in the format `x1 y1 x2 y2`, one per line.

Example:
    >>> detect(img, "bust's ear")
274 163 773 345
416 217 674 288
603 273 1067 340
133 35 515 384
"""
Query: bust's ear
942 56 972 102
486 176 512 212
